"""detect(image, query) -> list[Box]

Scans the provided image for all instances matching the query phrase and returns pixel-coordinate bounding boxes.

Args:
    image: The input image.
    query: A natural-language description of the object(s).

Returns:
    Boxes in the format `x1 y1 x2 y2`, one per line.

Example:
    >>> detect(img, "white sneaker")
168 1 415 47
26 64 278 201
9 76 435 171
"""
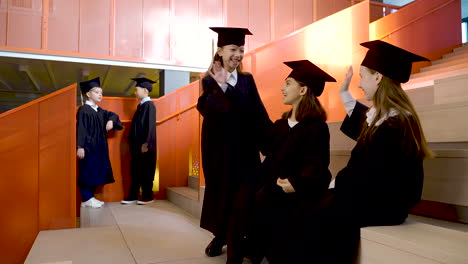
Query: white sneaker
121 199 137 205
81 198 103 208
137 199 154 205
92 197 105 205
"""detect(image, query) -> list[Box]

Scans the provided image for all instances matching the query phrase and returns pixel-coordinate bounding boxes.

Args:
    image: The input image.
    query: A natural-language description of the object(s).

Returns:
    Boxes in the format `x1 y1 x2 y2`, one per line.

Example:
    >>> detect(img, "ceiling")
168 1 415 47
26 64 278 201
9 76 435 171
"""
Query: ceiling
0 55 201 113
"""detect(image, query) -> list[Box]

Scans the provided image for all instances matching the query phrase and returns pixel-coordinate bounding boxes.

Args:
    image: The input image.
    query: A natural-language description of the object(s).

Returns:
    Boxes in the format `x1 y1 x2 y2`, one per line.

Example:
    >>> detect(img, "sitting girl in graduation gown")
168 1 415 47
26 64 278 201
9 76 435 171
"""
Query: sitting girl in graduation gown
253 60 336 264
77 77 123 208
321 40 431 263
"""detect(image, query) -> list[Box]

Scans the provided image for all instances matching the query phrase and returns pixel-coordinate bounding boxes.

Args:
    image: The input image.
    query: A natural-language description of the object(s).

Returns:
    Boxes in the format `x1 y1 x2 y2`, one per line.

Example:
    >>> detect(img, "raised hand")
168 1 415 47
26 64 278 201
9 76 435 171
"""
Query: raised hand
340 66 353 93
209 61 228 85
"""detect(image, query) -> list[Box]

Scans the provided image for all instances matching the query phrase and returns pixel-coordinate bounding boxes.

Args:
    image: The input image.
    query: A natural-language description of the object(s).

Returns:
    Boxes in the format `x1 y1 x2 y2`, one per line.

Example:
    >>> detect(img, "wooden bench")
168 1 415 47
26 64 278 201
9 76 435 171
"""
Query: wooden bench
359 218 468 264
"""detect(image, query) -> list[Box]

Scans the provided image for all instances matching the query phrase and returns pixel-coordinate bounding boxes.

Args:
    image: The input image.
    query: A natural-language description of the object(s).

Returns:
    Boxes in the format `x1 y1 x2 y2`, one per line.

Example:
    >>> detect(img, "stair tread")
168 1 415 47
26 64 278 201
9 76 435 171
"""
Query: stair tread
167 186 198 200
362 220 468 264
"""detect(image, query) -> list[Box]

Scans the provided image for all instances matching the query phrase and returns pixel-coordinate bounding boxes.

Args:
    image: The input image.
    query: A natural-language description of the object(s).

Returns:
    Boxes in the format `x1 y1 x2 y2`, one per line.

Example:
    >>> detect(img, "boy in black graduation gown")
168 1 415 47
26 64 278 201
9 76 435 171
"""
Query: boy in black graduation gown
320 40 431 263
253 60 335 264
77 77 123 208
121 77 157 205
197 27 271 264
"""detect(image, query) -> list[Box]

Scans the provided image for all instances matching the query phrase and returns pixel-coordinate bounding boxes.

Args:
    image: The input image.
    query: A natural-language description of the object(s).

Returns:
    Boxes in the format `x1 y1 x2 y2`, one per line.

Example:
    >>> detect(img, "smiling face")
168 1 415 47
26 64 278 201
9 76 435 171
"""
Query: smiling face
217 44 245 72
359 65 382 101
281 77 307 106
86 87 103 103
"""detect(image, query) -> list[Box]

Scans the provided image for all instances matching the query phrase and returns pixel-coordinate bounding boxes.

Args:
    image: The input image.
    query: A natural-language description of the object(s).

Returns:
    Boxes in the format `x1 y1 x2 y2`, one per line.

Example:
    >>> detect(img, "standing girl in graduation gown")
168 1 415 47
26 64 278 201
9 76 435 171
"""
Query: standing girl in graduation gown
253 60 335 264
77 77 123 208
197 27 271 264
321 40 431 263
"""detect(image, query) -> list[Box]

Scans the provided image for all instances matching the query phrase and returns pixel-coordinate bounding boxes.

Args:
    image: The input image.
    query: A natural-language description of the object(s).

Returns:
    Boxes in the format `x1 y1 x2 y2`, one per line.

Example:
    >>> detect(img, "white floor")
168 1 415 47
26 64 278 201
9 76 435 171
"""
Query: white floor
25 201 233 264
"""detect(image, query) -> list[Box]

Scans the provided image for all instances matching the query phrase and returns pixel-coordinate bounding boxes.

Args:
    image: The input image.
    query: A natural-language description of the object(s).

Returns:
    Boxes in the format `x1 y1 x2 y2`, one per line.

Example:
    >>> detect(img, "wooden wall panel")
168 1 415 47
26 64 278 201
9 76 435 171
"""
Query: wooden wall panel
172 0 201 66
6 0 42 48
79 0 110 55
156 120 177 199
0 105 39 264
143 0 171 61
115 0 143 58
248 0 270 50
294 0 314 31
0 0 7 46
97 126 131 202
38 88 76 230
273 0 294 41
48 0 79 52
100 97 138 122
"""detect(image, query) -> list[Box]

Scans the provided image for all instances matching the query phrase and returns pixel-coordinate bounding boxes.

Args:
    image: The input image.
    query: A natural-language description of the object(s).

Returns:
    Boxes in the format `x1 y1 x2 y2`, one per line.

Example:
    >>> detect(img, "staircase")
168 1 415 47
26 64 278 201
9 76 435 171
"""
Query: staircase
167 175 204 219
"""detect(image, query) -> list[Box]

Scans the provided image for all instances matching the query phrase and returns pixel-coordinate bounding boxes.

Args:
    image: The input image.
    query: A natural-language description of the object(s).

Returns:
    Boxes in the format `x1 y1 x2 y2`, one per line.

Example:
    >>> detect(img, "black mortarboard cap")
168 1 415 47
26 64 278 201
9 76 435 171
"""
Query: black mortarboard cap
79 77 101 94
284 60 336 97
132 77 156 92
210 27 252 47
360 40 429 83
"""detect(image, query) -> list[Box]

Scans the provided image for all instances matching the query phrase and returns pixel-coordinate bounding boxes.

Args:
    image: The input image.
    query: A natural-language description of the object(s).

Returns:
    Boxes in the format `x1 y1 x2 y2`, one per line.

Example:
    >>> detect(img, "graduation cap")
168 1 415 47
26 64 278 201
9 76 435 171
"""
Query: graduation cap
360 40 429 83
210 27 252 47
284 60 336 97
79 77 101 94
132 77 156 92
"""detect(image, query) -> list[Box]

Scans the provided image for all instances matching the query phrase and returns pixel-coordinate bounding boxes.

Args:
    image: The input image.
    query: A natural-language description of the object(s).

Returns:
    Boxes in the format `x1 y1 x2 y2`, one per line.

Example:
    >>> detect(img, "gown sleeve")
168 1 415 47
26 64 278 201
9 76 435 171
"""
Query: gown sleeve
144 103 157 151
247 74 273 146
197 76 232 118
104 110 123 130
288 122 332 196
340 101 369 141
76 107 89 149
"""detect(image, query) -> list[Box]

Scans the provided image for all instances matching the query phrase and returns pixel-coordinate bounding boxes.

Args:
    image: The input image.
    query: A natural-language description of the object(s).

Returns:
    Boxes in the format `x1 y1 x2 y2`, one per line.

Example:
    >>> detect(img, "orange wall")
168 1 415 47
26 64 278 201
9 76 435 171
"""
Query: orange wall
0 85 76 264
0 0 355 68
370 0 462 68
243 1 370 123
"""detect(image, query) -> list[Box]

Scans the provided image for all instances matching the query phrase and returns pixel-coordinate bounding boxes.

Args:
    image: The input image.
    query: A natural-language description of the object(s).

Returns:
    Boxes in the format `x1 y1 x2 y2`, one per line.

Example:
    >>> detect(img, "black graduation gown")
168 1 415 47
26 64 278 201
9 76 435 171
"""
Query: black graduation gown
128 100 157 200
254 118 331 264
129 101 157 153
76 104 123 187
197 73 271 244
320 101 425 263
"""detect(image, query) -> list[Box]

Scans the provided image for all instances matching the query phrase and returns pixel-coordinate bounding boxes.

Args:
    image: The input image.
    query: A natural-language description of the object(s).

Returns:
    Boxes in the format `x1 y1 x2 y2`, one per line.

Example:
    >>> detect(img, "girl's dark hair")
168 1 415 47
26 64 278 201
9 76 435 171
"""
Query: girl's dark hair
282 80 327 122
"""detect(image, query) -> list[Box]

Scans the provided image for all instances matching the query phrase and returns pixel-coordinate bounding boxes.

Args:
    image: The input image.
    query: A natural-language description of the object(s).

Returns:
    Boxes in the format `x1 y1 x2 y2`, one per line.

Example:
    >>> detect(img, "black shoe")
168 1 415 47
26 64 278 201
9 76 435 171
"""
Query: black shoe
205 237 226 257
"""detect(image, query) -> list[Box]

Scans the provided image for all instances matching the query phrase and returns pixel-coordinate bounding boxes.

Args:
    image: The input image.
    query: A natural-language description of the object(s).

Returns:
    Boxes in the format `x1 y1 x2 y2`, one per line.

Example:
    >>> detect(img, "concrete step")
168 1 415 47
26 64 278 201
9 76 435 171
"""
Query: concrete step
444 45 468 59
167 186 201 219
410 63 468 79
435 52 468 65
406 67 468 90
188 175 199 190
421 57 468 72
452 43 468 53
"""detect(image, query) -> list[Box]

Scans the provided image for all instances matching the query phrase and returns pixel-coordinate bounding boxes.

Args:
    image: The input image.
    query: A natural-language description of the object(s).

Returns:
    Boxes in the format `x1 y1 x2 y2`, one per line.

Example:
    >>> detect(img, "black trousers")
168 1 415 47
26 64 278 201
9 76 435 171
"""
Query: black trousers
128 150 156 200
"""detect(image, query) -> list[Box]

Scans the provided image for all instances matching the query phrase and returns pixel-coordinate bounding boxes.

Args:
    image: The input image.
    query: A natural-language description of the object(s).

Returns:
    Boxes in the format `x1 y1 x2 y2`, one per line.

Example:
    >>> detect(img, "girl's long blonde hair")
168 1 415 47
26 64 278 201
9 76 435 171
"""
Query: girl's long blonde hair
360 68 431 159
